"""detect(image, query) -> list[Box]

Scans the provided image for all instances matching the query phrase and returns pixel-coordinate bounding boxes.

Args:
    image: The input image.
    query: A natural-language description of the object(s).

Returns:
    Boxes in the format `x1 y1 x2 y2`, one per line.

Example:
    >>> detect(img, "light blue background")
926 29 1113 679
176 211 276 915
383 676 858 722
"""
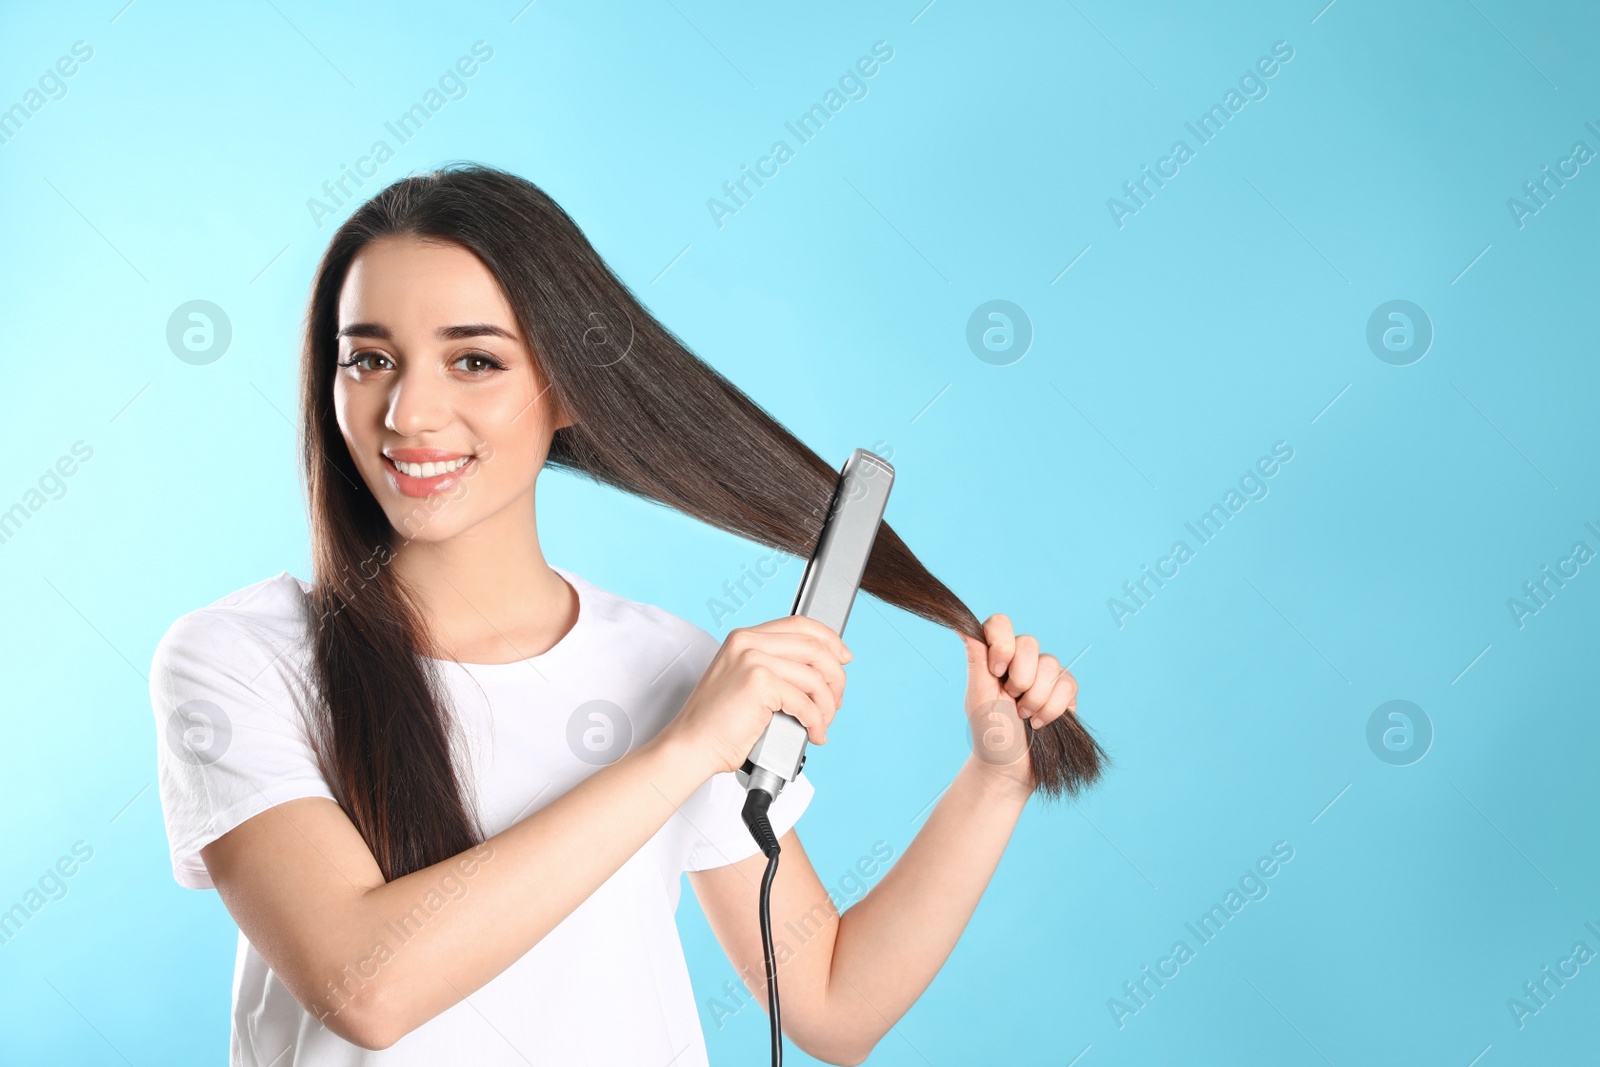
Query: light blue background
2 1 1596 1064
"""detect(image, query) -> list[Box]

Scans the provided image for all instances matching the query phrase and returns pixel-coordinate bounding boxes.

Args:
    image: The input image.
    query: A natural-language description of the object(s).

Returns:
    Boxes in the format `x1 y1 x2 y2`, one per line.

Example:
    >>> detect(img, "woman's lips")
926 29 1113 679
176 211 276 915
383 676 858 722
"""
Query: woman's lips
383 454 476 498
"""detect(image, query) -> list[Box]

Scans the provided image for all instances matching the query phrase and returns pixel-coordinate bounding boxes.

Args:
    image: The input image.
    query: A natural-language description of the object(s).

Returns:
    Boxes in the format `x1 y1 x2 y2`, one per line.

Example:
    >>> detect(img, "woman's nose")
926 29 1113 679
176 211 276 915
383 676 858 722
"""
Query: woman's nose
384 366 450 436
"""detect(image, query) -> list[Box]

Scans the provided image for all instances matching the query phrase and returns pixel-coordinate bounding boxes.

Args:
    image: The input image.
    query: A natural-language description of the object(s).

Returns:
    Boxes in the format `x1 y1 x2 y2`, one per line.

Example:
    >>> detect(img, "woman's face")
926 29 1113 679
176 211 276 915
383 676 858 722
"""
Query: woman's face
332 234 569 544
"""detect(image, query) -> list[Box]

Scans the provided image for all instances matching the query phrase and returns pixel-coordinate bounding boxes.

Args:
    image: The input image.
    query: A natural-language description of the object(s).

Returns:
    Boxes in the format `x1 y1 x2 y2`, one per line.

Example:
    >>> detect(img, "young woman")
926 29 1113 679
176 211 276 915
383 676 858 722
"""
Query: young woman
150 164 1104 1066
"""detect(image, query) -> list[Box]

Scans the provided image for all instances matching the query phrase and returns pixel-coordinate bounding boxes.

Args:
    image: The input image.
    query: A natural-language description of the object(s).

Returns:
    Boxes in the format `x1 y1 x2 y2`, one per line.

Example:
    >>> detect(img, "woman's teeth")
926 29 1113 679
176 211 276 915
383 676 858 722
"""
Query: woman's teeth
393 457 471 478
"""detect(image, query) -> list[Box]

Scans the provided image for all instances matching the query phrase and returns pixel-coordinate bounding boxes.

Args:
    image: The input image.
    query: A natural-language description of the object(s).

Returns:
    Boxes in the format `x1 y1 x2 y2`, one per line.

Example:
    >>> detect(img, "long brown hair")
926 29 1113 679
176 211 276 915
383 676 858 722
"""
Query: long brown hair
298 162 1105 882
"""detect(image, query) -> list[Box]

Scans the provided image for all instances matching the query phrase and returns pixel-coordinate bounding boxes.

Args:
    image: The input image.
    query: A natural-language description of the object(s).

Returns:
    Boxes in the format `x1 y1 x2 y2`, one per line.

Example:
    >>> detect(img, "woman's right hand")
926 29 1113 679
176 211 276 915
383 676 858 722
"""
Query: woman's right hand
663 616 853 780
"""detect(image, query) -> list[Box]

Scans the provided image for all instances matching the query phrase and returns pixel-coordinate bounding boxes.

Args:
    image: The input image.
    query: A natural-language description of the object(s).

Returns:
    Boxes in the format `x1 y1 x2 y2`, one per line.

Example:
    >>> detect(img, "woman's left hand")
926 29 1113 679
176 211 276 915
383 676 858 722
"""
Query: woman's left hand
960 614 1079 792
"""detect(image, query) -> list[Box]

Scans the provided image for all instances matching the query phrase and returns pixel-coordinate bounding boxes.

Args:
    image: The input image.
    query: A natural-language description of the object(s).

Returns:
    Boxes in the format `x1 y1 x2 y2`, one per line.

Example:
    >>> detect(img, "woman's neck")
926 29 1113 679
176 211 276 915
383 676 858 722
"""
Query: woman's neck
388 497 577 664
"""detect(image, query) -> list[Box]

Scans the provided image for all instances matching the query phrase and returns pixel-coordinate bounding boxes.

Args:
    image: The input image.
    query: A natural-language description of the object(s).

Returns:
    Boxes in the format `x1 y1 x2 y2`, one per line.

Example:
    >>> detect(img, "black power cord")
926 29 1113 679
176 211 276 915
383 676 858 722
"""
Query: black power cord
741 788 783 1067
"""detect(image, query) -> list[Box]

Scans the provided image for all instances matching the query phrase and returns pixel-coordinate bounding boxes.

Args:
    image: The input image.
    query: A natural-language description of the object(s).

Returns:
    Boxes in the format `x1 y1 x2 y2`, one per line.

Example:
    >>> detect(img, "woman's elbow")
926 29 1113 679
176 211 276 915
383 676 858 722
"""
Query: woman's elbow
784 995 885 1065
796 1027 880 1066
804 1041 874 1067
339 1015 399 1053
300 970 409 1051
316 1000 406 1051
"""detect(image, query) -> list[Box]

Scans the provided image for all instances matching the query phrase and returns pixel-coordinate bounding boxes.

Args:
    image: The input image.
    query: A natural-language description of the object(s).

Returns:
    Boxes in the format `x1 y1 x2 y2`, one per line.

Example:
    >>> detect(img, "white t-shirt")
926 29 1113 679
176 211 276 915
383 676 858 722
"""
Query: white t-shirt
149 565 813 1067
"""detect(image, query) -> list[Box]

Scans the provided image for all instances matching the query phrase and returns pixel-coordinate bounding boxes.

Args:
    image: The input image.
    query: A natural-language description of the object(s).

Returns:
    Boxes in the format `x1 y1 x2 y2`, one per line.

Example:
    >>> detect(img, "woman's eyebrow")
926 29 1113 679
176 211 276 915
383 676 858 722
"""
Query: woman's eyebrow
437 323 518 341
336 322 518 341
337 322 390 340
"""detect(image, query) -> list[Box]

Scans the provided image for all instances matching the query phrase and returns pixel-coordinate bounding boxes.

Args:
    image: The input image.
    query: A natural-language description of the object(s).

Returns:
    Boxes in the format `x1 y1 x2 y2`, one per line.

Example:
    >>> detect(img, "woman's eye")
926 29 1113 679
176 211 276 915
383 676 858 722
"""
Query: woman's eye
454 352 506 374
338 351 390 372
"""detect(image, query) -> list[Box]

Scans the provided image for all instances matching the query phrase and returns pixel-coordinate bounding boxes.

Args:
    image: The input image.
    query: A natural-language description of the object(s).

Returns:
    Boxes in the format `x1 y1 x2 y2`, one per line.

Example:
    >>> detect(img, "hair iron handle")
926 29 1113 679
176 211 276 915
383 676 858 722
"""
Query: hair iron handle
735 447 894 800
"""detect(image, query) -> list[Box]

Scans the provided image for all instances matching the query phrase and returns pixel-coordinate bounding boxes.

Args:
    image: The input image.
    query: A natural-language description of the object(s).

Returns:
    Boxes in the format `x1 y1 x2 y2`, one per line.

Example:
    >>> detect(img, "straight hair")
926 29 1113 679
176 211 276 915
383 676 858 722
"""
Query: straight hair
299 163 1106 882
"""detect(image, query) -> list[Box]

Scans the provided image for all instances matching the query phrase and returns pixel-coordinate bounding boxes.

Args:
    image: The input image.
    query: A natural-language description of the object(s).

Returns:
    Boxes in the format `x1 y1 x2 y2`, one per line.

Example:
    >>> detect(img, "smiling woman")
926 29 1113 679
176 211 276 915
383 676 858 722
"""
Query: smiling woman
148 162 1104 1066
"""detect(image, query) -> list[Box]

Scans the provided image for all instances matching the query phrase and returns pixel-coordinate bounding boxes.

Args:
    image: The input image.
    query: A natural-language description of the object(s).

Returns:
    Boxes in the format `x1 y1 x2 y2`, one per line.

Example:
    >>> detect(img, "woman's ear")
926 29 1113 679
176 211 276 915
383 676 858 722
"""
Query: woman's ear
552 400 576 431
532 366 574 430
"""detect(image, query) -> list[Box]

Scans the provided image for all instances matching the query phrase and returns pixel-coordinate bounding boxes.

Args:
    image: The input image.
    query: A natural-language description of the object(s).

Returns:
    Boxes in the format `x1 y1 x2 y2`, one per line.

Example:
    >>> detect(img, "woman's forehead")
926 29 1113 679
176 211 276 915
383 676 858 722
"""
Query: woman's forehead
339 237 516 335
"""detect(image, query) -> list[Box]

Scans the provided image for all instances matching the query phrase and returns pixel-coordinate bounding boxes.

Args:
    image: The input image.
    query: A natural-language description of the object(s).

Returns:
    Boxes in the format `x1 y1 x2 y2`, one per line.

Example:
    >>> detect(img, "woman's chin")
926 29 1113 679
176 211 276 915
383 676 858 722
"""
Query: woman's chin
381 504 477 544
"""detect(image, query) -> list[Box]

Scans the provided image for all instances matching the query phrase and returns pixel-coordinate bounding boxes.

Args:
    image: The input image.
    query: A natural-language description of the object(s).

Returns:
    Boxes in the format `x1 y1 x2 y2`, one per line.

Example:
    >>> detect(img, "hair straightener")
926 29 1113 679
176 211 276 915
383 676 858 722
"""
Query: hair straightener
738 447 894 1067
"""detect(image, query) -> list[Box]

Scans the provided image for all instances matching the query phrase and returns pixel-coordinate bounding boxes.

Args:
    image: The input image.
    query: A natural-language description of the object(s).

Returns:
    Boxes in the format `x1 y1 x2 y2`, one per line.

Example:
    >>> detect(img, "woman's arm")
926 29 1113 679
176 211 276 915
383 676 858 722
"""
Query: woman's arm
691 615 1076 1065
690 756 1028 1065
201 727 707 1051
829 756 1032 1048
199 614 849 1052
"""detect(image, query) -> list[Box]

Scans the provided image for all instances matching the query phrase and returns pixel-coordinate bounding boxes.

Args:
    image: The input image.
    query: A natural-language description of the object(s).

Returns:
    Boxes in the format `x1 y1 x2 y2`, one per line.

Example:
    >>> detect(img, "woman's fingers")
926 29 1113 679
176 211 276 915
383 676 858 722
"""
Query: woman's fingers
1042 671 1078 724
982 613 1017 678
768 673 831 745
750 615 851 664
995 624 1072 724
714 619 853 749
741 648 839 743
1003 634 1040 700
728 626 848 707
1013 652 1058 712
977 615 1082 727
786 678 832 745
1021 660 1077 728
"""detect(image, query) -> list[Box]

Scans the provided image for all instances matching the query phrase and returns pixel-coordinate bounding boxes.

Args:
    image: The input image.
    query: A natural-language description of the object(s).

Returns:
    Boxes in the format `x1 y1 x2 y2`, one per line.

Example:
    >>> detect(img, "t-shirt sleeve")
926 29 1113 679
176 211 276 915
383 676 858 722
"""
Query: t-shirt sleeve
681 769 815 873
672 622 816 873
149 609 337 890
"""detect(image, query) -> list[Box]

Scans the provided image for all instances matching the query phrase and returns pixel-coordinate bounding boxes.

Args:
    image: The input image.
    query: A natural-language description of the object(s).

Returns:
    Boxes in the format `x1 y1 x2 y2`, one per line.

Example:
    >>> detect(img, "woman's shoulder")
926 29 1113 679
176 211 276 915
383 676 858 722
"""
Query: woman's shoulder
557 566 721 664
151 571 317 684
